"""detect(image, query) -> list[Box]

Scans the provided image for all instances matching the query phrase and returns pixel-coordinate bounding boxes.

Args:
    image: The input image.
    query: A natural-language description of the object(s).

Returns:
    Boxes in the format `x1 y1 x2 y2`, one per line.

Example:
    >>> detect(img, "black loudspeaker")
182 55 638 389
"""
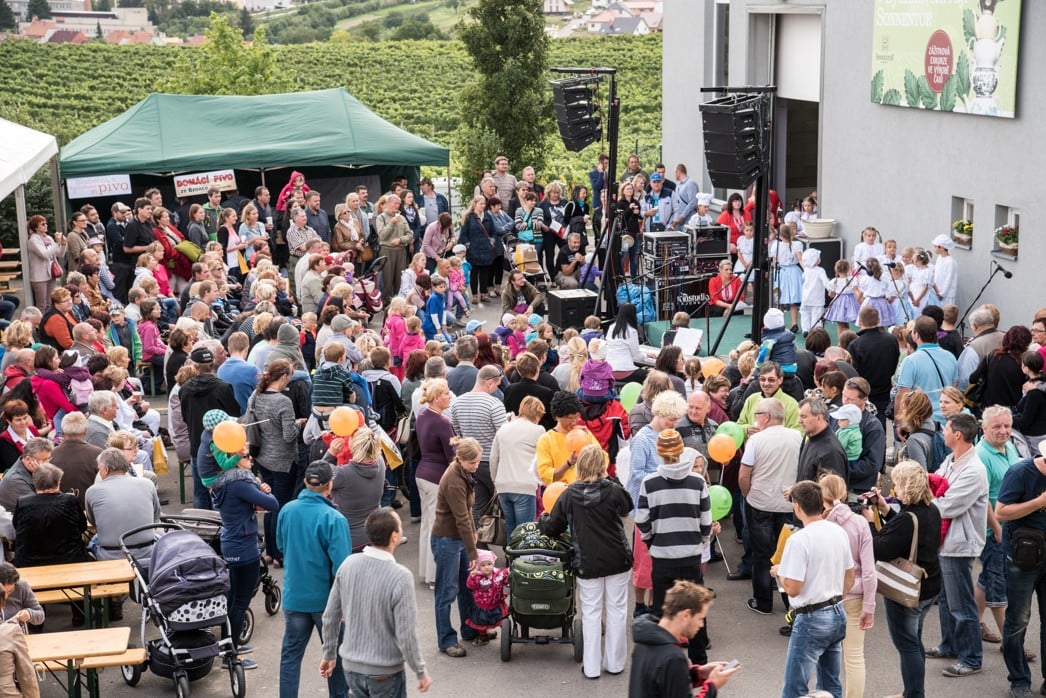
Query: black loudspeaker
548 289 597 330
551 78 602 152
700 94 768 190
805 238 845 278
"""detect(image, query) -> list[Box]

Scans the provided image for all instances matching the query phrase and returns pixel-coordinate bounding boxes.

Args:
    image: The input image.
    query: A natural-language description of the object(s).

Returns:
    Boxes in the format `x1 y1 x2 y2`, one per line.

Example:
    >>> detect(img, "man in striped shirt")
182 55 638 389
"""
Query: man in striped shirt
448 365 507 523
635 429 713 665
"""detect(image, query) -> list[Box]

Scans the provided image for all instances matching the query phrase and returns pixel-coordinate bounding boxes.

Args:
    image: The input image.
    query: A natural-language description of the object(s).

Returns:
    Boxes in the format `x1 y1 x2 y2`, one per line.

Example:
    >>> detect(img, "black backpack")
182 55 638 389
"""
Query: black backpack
917 427 949 473
367 377 406 433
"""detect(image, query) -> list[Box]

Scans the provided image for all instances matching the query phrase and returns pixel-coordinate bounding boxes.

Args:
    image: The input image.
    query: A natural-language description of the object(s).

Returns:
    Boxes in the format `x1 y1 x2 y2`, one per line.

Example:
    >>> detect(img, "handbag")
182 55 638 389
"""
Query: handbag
477 496 507 547
239 395 262 458
358 245 375 263
151 437 169 476
395 412 412 447
875 512 925 608
50 259 62 279
174 239 203 262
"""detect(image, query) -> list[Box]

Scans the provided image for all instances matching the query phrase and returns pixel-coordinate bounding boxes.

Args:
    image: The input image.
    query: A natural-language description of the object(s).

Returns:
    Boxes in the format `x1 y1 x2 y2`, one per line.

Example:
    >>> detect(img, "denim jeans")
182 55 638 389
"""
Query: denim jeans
189 456 213 510
499 493 535 539
280 611 348 698
621 241 639 281
977 535 1007 606
937 556 982 668
884 595 939 698
782 603 847 698
225 560 260 645
381 463 400 507
259 466 298 562
430 535 478 649
1003 560 1046 690
744 502 792 612
347 670 406 698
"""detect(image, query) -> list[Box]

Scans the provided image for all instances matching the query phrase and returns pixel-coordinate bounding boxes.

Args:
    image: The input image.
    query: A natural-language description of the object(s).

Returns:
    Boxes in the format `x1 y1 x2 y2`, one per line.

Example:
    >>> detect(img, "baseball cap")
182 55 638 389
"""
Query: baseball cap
304 461 334 486
452 244 467 256
190 346 214 364
649 173 663 182
87 236 104 247
829 404 863 424
115 203 131 212
465 320 486 333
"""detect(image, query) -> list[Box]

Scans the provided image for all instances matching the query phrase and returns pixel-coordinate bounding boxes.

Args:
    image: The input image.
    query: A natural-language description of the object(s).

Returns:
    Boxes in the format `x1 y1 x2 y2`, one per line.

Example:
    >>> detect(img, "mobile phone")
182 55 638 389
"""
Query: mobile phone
724 659 740 671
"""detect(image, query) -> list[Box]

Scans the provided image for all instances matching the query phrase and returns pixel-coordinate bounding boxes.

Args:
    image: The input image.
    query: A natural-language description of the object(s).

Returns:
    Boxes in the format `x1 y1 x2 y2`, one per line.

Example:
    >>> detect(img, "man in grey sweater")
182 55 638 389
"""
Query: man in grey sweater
321 508 430 696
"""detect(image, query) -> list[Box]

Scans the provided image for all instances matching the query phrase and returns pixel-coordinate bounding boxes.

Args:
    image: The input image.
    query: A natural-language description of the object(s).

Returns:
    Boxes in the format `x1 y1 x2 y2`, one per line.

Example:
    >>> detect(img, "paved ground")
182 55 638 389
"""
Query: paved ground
37 293 1040 697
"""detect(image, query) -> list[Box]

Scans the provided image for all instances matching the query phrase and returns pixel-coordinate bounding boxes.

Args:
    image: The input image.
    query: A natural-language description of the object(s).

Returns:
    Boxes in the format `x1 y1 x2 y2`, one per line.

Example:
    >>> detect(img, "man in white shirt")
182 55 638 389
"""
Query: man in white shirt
772 480 854 698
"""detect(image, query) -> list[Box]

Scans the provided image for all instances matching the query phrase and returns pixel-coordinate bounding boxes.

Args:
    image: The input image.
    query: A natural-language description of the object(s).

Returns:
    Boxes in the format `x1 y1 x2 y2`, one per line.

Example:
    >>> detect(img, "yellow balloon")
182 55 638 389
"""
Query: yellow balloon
213 421 246 453
330 406 361 437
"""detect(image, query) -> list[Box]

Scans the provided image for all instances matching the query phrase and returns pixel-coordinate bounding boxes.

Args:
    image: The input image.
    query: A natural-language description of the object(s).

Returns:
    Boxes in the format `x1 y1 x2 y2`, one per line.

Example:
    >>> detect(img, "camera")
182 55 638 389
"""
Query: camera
884 261 898 268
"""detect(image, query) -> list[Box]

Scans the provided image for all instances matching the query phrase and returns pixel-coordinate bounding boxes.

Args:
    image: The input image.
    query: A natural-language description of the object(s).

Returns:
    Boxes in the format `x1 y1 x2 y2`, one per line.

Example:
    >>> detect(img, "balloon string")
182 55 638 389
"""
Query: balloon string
240 419 271 427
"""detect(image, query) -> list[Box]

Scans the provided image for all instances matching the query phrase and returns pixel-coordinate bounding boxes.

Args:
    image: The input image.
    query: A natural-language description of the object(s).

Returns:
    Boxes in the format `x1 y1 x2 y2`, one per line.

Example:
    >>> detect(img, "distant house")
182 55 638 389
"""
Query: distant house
22 18 54 38
586 7 631 33
543 0 573 14
605 16 649 36
46 28 89 43
621 0 661 17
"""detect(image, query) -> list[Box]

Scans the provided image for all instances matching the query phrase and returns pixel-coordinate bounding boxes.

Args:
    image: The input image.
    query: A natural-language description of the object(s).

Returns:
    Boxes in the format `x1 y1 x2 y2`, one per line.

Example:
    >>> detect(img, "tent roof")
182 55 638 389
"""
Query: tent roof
59 88 449 179
0 118 59 200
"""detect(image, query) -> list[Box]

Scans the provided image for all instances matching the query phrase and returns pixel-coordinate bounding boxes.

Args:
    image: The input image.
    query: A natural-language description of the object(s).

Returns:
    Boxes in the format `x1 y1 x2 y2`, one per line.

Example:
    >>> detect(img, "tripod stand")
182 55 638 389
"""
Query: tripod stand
814 263 864 330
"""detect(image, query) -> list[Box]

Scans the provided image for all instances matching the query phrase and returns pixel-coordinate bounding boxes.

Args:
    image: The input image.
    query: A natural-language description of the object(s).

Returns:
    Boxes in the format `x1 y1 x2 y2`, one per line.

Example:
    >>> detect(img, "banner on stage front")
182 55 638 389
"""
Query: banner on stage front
870 0 1021 118
173 169 237 197
66 174 132 200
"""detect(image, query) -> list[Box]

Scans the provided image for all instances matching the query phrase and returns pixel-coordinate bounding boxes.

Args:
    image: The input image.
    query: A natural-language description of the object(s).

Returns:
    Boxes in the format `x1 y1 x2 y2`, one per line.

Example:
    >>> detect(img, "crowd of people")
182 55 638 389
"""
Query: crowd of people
0 155 1043 698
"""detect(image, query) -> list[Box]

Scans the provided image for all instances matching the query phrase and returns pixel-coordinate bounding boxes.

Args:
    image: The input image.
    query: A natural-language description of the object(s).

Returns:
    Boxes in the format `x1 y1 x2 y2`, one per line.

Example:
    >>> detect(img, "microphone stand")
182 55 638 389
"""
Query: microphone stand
957 262 1008 340
814 261 865 329
887 269 911 324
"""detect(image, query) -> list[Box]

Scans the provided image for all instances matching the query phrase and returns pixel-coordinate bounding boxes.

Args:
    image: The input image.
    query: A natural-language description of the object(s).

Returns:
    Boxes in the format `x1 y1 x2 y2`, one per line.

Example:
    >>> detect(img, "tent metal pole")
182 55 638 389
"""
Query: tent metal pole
51 157 66 233
15 185 32 308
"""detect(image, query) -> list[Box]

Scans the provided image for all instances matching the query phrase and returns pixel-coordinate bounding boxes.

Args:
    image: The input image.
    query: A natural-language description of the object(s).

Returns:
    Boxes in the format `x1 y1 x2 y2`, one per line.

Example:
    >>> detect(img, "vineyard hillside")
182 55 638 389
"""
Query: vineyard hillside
0 34 663 187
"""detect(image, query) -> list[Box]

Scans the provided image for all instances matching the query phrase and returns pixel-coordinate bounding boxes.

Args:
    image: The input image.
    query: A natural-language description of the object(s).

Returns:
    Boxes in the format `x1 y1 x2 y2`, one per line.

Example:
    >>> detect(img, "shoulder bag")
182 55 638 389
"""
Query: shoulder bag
239 394 262 458
875 511 925 608
477 495 507 547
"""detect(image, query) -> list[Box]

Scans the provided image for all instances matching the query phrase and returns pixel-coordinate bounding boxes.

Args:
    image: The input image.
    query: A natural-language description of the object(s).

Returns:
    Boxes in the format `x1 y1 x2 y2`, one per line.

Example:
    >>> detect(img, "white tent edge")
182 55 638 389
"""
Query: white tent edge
0 117 61 308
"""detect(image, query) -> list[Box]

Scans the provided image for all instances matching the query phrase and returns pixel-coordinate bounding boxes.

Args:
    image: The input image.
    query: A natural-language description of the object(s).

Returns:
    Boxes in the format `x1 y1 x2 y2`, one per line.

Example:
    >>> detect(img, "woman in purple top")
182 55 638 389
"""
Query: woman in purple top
415 378 457 587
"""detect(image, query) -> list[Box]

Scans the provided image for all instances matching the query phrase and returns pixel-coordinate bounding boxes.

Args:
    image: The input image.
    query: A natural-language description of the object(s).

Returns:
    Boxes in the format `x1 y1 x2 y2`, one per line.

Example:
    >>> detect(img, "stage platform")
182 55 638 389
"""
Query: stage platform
643 314 841 357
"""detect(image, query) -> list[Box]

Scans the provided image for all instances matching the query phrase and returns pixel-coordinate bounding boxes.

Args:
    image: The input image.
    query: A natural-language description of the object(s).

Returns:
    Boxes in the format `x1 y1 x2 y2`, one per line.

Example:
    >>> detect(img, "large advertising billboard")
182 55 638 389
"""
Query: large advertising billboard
870 0 1022 118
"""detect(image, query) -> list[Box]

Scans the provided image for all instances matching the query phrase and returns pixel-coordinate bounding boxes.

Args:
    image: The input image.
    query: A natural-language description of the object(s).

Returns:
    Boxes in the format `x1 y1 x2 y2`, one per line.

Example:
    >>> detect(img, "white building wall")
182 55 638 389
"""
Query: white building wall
664 0 1046 325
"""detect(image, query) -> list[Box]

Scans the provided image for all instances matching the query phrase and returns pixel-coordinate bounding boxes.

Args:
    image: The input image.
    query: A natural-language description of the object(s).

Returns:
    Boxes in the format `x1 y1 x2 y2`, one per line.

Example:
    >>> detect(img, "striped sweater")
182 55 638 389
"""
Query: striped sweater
635 460 712 562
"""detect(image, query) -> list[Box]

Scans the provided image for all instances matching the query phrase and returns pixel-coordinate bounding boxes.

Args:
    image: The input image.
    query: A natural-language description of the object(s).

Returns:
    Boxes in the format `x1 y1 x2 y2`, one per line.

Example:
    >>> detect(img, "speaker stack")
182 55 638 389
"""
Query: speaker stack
699 94 768 190
551 78 602 152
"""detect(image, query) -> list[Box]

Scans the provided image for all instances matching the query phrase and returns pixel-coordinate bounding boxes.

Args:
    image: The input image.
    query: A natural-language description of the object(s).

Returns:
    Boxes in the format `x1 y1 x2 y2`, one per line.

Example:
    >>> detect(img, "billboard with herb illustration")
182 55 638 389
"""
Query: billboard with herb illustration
870 0 1022 118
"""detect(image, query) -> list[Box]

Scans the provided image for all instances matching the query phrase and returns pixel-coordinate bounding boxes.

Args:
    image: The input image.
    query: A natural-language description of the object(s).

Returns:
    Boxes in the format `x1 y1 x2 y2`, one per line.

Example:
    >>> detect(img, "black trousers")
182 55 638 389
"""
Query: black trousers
651 557 708 665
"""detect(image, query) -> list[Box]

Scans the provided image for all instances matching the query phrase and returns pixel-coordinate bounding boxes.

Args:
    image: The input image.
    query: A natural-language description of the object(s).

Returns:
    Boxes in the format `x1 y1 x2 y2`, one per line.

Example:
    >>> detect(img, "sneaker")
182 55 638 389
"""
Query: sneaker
942 662 981 677
727 570 752 581
746 599 771 616
1010 686 1034 698
925 646 955 659
222 658 258 670
471 636 489 646
1027 647 1038 662
982 622 1002 643
236 645 254 655
633 604 650 619
440 643 467 658
410 516 422 523
400 534 408 544
779 625 792 636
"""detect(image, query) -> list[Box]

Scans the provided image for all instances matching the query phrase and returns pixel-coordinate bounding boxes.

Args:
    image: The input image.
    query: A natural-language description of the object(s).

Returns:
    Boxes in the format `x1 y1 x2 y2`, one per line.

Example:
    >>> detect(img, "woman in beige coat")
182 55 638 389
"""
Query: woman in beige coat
26 214 66 309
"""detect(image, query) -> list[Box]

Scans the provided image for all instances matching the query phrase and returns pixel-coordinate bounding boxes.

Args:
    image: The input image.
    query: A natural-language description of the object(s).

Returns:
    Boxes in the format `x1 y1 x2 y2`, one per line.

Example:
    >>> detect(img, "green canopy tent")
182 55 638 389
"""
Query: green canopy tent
60 88 449 178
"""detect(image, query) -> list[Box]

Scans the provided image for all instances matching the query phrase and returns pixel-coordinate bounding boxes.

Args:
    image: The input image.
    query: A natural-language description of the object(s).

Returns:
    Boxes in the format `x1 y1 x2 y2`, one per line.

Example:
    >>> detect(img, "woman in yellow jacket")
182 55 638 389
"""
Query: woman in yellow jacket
536 391 605 486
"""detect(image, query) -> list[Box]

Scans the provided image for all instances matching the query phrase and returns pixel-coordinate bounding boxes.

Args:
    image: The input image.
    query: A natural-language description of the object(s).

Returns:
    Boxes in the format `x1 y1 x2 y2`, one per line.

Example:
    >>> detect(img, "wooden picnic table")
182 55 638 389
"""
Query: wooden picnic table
27 626 130 698
20 560 135 628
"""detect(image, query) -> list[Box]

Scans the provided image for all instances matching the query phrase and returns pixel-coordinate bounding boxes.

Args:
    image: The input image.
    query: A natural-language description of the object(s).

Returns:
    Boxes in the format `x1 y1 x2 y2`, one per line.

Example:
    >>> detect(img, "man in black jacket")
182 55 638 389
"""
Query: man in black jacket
629 580 739 698
178 346 241 510
840 377 886 495
796 398 848 483
848 306 900 424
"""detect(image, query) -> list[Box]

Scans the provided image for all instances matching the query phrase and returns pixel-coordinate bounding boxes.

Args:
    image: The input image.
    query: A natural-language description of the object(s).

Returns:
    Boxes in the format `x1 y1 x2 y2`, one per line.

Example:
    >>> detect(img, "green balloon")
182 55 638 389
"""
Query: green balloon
716 421 745 449
619 382 642 412
708 485 733 521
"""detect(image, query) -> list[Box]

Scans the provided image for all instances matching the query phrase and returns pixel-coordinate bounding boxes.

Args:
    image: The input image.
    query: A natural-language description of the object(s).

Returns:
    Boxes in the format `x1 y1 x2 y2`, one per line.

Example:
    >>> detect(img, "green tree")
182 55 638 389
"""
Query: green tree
390 16 445 41
158 13 290 95
26 0 51 19
237 6 253 37
355 19 382 41
456 0 550 196
93 0 112 10
383 10 402 28
0 0 16 30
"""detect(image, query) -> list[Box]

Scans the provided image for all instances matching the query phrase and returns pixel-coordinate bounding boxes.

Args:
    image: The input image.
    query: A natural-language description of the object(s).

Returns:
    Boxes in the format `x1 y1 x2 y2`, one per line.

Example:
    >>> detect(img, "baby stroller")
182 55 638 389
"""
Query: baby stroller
161 510 283 644
118 522 245 698
353 255 386 315
504 238 551 293
499 521 581 662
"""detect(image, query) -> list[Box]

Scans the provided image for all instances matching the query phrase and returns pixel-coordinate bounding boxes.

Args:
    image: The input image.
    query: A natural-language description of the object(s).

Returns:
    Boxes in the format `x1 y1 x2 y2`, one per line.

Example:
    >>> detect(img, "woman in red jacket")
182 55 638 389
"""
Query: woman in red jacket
29 346 79 428
716 192 747 250
707 260 744 317
0 400 39 473
151 207 192 286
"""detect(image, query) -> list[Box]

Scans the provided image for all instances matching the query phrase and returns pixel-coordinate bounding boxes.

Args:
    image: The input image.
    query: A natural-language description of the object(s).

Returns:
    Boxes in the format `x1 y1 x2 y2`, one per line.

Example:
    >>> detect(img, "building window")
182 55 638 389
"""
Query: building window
993 204 1019 261
950 196 973 249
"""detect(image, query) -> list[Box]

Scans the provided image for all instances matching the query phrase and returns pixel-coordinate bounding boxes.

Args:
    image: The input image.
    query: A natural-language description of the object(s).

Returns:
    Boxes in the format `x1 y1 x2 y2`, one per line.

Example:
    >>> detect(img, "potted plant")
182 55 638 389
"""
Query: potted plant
952 219 973 245
995 224 1019 253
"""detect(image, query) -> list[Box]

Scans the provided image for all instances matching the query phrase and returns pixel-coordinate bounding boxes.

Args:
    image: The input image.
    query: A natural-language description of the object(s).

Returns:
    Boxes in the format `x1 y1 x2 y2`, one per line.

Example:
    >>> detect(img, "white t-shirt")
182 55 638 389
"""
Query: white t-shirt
740 425 802 513
801 266 829 306
778 519 854 607
606 325 643 372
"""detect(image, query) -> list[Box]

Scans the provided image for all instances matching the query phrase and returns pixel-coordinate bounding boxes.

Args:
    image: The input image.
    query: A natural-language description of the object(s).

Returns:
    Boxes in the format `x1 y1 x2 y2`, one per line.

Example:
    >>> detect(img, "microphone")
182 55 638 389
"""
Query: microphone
992 260 1013 279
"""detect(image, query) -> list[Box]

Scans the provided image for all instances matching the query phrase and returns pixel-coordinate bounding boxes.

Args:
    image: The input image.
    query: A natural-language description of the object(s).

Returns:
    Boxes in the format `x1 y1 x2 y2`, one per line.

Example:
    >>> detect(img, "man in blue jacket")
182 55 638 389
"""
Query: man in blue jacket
276 461 352 698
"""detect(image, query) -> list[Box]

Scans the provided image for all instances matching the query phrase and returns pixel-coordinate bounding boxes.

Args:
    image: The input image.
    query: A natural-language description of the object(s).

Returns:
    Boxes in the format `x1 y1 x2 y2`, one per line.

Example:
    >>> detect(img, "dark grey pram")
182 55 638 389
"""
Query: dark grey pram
118 523 246 698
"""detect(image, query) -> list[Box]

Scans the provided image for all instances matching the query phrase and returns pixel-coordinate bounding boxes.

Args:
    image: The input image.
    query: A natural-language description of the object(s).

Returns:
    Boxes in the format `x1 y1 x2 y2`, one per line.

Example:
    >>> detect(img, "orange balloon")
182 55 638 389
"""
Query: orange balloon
707 433 738 464
213 421 246 453
542 482 568 513
565 428 591 454
330 406 361 437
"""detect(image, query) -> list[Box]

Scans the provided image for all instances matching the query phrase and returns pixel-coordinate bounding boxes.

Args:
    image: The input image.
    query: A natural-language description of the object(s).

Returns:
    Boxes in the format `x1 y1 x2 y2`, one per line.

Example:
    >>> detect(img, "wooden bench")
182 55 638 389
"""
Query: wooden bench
0 247 21 293
35 583 129 605
42 647 147 672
